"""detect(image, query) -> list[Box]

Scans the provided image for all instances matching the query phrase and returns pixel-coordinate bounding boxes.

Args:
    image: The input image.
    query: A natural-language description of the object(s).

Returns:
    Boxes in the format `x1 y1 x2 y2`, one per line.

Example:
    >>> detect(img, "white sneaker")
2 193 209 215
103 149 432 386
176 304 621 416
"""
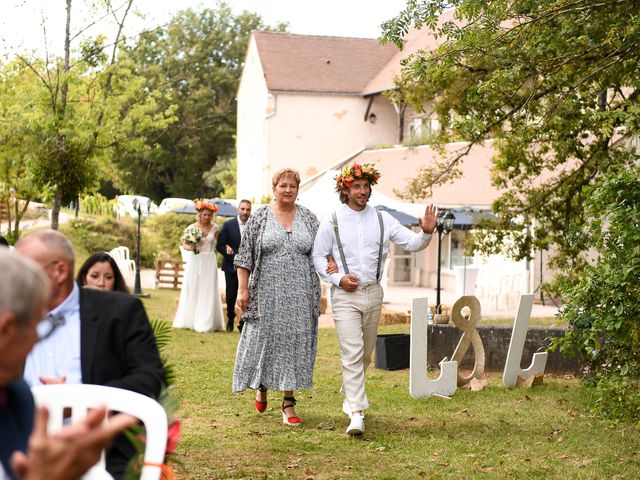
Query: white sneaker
342 399 352 418
346 413 365 436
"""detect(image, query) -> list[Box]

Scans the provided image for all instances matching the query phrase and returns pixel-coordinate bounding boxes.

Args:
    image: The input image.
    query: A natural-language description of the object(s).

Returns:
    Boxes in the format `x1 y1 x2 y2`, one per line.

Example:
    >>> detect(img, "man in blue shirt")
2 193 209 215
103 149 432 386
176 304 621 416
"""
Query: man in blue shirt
15 229 164 478
0 249 135 480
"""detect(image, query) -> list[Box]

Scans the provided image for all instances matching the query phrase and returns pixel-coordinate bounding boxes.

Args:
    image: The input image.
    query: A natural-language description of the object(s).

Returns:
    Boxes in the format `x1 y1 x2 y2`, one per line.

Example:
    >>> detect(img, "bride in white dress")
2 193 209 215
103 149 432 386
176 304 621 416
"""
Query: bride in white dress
173 200 225 332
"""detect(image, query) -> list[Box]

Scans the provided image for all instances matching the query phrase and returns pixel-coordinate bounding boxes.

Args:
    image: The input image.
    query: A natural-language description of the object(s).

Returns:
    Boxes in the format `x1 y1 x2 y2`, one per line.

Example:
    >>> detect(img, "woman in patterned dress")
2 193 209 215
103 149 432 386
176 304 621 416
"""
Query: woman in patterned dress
233 168 328 426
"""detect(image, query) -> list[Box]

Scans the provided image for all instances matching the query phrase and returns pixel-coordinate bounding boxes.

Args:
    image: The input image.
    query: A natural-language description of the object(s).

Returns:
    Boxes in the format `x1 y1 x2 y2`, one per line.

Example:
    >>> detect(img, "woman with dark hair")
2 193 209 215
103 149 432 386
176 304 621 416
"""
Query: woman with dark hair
76 252 129 293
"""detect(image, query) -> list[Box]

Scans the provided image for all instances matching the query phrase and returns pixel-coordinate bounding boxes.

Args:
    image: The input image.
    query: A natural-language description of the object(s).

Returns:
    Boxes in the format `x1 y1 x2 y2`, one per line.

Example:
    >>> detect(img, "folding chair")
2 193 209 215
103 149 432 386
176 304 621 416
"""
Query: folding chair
31 384 168 480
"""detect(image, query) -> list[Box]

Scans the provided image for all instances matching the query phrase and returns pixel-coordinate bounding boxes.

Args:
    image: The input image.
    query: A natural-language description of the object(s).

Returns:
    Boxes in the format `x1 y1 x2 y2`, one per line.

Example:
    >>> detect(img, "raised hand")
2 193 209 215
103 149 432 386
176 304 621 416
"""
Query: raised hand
11 406 136 480
418 204 438 234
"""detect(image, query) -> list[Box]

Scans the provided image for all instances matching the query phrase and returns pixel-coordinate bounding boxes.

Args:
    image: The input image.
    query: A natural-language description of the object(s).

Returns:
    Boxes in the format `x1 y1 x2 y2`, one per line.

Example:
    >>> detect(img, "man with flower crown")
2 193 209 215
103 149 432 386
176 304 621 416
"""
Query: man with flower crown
313 163 437 436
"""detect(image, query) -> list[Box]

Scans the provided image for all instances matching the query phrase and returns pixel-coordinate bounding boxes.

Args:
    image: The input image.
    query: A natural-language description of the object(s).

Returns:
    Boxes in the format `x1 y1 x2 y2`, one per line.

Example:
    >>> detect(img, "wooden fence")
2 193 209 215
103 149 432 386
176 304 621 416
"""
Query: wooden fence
154 258 184 290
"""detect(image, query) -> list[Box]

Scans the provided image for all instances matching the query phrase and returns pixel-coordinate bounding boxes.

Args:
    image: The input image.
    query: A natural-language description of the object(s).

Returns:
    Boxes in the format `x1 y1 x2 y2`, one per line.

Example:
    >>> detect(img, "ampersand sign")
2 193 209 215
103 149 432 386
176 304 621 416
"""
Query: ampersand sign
450 296 485 387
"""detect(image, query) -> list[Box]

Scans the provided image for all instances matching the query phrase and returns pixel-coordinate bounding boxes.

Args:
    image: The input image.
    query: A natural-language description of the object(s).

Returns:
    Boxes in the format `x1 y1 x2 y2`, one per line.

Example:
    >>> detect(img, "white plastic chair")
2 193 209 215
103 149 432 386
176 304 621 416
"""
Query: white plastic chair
109 247 123 261
31 384 168 480
108 247 136 287
120 246 131 260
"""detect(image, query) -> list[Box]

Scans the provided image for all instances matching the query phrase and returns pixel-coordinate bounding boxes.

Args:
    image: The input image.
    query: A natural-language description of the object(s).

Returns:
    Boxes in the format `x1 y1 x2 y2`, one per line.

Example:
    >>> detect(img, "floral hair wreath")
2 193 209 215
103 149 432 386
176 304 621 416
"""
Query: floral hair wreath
334 163 381 193
194 199 218 213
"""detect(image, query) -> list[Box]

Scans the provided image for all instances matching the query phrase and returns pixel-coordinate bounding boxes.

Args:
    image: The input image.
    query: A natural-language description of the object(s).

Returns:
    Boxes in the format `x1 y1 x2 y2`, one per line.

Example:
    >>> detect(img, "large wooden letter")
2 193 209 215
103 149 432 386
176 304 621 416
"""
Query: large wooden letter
502 293 548 386
450 296 485 386
410 297 457 399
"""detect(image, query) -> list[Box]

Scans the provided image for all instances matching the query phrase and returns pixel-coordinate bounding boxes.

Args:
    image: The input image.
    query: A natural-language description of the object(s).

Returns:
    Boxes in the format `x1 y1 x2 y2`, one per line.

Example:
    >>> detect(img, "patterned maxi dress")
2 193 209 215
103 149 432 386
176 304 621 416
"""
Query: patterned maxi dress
233 206 319 392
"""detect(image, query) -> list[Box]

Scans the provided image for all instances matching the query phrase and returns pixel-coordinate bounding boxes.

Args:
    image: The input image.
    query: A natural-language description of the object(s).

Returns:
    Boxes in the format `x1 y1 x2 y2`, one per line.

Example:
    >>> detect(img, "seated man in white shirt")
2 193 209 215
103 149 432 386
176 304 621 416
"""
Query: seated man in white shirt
312 163 437 436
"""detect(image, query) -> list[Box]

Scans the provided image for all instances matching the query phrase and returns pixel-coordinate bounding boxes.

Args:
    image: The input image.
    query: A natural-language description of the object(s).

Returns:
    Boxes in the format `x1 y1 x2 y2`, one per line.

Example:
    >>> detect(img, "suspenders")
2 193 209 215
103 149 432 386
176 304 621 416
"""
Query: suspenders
332 209 384 282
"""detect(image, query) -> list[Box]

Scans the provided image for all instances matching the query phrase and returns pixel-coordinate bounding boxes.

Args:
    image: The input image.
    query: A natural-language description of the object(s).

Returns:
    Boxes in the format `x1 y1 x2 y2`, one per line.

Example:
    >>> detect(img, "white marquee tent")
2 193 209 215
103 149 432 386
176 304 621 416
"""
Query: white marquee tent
297 170 426 222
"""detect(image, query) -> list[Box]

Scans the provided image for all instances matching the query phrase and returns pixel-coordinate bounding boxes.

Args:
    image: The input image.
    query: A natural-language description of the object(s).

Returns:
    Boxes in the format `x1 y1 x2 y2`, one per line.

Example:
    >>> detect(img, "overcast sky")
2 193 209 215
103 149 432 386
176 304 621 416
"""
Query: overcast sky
1 0 409 57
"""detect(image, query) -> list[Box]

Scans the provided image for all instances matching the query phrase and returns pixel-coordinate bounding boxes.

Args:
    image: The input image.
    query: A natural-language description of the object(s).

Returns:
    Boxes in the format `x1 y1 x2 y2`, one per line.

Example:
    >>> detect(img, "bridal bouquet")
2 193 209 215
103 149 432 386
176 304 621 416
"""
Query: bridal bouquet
181 225 204 254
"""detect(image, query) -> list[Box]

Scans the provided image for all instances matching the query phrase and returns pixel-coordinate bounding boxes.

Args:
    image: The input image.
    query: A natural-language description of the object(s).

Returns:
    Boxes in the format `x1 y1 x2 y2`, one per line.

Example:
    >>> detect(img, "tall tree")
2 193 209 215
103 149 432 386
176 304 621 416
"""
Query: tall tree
0 61 43 241
381 0 640 275
119 2 285 201
382 1 640 418
14 0 175 229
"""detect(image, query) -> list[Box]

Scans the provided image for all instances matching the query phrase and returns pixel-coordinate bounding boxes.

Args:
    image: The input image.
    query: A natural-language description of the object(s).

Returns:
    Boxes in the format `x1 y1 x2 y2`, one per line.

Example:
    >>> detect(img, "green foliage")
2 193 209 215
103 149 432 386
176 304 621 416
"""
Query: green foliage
117 3 285 201
61 216 157 268
138 288 640 478
202 156 237 199
382 1 640 264
4 1 176 229
382 1 640 420
143 213 193 259
80 193 116 217
150 318 176 386
0 61 45 239
551 166 640 420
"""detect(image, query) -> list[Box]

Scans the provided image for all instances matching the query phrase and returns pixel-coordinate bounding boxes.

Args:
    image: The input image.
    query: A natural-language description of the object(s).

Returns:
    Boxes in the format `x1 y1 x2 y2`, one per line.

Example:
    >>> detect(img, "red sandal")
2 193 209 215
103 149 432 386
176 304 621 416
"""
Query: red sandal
281 396 301 426
255 385 267 413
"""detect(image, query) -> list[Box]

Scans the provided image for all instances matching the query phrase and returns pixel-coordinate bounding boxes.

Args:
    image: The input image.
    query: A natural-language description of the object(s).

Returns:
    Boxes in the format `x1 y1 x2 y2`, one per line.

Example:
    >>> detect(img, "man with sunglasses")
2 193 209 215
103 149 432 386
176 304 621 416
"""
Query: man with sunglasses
15 229 164 479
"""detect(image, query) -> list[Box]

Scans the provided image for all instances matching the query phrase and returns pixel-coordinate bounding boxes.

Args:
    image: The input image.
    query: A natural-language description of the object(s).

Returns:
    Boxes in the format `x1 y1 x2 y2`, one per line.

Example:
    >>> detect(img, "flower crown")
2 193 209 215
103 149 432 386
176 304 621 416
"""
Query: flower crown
334 163 381 192
194 199 218 213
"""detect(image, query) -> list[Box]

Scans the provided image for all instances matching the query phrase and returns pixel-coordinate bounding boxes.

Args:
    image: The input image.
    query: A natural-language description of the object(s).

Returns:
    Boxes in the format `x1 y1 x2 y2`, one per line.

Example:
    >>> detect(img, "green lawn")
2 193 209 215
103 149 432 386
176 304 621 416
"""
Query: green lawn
141 290 639 479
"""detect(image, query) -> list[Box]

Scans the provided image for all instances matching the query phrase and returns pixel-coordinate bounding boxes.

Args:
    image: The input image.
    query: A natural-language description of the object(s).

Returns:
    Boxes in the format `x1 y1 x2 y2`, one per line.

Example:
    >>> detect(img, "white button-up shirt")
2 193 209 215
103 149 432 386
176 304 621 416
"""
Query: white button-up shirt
238 216 247 238
313 204 432 286
23 283 82 387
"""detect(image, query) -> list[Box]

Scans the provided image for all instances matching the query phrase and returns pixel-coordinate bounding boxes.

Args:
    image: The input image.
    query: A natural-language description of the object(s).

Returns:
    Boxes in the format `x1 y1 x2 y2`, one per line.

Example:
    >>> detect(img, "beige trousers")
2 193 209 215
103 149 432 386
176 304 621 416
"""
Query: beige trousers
332 283 384 412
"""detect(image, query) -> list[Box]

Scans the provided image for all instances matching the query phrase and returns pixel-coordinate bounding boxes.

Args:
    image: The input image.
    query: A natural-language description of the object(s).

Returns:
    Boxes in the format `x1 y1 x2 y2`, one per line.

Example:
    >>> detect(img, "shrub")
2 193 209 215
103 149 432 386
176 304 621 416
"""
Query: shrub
552 166 640 421
143 213 193 259
80 193 116 217
61 216 157 268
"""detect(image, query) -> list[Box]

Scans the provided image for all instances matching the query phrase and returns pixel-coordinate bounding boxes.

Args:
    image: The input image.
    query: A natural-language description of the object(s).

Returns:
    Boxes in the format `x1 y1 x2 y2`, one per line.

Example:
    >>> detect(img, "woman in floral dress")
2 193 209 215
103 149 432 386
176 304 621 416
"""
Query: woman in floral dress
233 168 322 426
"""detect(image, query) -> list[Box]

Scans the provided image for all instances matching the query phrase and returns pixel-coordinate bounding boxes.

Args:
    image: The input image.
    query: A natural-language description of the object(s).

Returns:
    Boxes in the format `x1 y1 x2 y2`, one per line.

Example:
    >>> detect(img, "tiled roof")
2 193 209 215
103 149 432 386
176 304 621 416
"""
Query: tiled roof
253 9 458 96
363 9 458 95
252 31 397 94
350 142 501 207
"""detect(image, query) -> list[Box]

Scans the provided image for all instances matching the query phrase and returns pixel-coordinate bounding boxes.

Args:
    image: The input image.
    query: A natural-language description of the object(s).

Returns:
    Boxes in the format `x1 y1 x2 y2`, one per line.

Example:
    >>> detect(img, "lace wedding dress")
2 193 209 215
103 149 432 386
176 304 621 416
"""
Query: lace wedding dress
173 226 224 332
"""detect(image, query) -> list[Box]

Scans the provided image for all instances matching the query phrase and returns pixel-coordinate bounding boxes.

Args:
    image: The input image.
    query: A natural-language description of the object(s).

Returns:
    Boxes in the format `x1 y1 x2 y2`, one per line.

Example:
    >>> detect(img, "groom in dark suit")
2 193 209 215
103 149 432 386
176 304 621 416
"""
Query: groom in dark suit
15 230 164 479
216 199 252 332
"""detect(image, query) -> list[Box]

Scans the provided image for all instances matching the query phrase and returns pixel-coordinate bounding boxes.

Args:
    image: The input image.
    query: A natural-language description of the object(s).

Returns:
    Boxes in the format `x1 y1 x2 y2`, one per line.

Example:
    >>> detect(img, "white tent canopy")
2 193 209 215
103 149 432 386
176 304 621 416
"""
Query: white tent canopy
297 170 426 221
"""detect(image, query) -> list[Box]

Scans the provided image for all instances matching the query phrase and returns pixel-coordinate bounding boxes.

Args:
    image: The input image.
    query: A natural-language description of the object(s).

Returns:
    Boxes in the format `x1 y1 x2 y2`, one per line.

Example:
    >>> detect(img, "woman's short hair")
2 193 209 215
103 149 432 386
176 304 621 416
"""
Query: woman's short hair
272 168 301 187
76 252 129 294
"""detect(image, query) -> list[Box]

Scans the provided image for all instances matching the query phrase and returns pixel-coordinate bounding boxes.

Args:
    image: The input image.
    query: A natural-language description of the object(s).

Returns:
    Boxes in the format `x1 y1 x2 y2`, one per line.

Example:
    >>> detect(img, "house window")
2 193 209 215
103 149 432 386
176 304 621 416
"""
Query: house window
389 243 414 284
440 230 473 268
409 116 440 140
